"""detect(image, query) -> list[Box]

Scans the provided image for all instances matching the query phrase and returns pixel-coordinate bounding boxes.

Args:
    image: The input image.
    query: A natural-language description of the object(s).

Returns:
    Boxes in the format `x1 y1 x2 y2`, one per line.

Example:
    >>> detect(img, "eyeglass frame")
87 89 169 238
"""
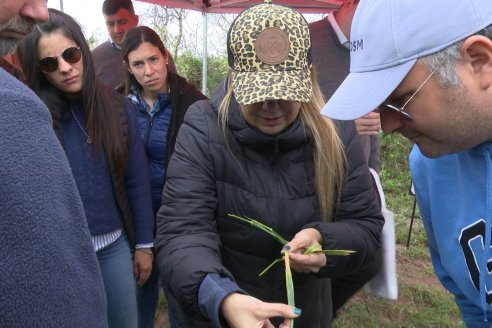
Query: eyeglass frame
380 62 441 120
39 46 82 73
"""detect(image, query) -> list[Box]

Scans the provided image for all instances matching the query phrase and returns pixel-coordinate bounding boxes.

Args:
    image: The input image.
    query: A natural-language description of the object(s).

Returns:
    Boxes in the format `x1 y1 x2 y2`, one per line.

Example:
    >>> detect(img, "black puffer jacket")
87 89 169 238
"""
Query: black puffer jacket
155 93 383 327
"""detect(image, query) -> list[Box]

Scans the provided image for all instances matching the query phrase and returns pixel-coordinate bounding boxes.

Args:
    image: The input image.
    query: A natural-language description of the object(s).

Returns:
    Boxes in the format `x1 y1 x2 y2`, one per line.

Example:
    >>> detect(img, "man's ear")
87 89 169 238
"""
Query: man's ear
135 15 139 26
461 35 492 90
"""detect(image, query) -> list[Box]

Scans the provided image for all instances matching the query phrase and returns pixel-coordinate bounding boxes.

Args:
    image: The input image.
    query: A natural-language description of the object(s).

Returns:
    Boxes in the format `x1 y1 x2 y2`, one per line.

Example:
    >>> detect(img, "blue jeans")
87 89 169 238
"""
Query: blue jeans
97 233 137 328
136 265 179 328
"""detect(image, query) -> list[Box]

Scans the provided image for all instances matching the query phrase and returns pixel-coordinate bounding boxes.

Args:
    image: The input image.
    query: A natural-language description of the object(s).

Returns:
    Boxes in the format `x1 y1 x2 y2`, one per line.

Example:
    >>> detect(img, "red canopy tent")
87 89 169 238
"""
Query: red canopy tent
135 0 341 92
136 0 341 14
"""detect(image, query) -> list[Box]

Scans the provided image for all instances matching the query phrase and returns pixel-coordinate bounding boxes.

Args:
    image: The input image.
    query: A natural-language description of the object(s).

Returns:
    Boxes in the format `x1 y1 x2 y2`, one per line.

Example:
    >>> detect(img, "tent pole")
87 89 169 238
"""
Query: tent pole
202 13 208 95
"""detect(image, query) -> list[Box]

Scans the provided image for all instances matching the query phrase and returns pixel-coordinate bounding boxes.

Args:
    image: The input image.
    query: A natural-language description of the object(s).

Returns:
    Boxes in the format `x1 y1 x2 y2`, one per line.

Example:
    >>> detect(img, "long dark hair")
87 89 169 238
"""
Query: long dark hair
18 8 127 169
121 26 168 95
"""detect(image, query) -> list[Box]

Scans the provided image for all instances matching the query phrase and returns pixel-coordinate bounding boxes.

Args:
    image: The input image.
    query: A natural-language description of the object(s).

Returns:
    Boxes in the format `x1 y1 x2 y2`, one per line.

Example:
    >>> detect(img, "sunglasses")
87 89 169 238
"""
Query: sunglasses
39 46 82 73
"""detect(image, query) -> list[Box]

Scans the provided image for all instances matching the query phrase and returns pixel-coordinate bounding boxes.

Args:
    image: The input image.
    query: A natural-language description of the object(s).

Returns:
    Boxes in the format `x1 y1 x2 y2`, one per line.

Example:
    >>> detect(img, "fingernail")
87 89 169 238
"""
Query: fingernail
282 245 291 252
293 307 302 315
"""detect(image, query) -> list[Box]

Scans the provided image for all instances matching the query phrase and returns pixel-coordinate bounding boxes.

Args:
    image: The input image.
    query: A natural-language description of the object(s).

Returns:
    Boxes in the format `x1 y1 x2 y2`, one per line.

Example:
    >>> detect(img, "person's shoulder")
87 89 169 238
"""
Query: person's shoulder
308 17 329 32
186 99 212 115
0 68 44 107
92 40 110 50
0 68 21 90
91 40 112 55
183 99 215 124
171 73 208 100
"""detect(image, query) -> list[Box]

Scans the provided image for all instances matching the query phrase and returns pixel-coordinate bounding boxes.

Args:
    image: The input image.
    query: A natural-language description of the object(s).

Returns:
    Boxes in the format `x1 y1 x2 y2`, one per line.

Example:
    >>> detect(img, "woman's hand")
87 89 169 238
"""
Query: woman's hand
133 248 153 287
221 293 300 328
284 228 326 273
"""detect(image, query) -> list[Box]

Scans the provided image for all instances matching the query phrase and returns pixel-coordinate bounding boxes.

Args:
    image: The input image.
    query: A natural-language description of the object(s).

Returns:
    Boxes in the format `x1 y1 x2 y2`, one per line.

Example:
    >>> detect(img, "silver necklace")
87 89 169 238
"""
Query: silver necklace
70 108 92 144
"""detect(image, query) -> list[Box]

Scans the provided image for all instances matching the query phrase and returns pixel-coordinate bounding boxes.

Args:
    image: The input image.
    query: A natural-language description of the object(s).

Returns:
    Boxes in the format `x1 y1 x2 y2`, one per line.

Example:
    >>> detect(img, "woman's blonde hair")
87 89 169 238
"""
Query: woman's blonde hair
218 67 346 220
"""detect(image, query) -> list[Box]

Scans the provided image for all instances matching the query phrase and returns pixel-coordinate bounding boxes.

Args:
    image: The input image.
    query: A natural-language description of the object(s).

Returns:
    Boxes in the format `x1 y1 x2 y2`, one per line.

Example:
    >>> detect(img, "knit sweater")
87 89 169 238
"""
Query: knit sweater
0 68 107 327
59 96 154 247
92 40 126 89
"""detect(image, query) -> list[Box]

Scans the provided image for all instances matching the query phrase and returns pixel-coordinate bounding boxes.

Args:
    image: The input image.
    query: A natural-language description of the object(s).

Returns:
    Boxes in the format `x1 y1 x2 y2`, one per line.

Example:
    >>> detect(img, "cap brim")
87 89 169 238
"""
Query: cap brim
321 59 417 120
232 69 312 105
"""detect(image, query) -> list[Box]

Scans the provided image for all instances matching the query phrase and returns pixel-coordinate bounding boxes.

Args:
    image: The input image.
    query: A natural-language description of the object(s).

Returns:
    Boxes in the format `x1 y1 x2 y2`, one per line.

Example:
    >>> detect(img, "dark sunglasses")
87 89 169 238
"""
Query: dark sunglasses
39 46 82 73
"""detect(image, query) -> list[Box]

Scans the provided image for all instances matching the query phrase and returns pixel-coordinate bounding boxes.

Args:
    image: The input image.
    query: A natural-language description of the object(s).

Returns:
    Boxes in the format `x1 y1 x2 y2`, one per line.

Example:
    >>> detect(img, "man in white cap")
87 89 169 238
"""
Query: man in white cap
322 0 492 325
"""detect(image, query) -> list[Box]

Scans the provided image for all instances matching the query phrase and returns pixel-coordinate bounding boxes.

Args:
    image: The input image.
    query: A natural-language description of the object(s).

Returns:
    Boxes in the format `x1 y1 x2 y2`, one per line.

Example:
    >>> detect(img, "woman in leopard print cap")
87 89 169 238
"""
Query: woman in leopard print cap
155 2 383 327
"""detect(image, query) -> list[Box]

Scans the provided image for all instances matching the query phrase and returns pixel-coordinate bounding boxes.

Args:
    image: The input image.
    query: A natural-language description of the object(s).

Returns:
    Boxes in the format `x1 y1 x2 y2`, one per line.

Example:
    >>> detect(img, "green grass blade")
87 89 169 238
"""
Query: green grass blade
304 244 322 254
284 252 295 328
259 257 283 276
304 244 355 256
227 214 288 245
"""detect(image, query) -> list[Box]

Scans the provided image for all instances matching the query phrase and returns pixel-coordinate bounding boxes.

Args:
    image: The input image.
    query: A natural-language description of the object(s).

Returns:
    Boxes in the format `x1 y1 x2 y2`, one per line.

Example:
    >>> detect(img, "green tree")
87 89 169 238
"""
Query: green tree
175 51 202 90
175 51 228 97
205 53 228 96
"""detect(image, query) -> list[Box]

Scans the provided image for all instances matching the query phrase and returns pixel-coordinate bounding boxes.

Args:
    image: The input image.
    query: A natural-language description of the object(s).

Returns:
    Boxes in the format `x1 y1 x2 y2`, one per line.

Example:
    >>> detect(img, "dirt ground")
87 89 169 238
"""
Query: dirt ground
394 244 442 291
154 311 168 328
153 244 445 328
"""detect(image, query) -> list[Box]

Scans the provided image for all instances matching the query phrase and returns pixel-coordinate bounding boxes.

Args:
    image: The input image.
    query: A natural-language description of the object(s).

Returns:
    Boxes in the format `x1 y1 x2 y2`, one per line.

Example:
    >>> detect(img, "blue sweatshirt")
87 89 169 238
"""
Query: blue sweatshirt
410 143 492 327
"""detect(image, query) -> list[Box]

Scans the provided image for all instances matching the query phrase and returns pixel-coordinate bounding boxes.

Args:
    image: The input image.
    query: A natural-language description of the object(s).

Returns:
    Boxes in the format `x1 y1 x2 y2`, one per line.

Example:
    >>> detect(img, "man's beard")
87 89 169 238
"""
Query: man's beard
0 18 36 56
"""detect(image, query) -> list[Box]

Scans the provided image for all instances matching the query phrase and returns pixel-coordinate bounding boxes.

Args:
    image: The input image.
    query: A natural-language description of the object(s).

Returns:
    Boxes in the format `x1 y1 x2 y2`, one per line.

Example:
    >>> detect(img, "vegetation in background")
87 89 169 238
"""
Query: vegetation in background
175 51 228 96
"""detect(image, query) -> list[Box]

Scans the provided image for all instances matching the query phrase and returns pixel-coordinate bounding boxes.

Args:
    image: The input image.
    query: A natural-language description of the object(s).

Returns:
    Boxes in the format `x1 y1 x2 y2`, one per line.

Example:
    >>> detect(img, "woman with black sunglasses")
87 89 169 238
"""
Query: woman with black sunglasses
18 9 154 328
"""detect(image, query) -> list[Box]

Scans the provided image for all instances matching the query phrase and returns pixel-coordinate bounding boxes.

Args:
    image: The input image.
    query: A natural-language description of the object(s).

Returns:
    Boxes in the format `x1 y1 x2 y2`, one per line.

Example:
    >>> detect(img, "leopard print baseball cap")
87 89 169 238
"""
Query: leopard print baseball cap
227 1 312 105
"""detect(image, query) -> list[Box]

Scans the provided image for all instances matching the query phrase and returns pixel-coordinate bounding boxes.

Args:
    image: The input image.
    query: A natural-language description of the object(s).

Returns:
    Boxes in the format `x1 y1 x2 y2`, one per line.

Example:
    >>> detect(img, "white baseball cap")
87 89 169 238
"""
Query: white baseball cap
321 0 492 120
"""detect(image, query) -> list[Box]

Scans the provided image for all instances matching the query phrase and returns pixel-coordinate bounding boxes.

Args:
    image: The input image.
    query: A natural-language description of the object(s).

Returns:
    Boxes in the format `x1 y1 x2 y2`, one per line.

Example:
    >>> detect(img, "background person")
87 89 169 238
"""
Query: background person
0 0 107 326
309 0 384 316
309 0 380 172
155 3 383 327
18 8 154 328
92 0 176 89
121 25 207 328
322 0 492 325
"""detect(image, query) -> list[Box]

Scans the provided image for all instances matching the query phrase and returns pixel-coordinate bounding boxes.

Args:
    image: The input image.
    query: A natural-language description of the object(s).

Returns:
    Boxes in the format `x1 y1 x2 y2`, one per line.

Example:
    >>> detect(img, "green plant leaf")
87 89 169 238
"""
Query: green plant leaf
304 244 355 256
259 257 283 277
227 214 288 245
229 214 356 278
284 252 295 328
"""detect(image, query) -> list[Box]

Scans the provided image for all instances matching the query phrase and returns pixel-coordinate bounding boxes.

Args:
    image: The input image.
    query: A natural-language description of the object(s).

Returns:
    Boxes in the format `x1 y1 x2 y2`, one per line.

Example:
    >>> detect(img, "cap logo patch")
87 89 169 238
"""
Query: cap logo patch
255 27 290 65
350 39 364 52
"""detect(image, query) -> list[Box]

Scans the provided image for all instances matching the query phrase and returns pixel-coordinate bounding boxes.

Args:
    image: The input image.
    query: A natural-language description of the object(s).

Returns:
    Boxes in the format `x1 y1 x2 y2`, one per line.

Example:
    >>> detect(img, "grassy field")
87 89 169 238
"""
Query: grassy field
154 134 465 327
